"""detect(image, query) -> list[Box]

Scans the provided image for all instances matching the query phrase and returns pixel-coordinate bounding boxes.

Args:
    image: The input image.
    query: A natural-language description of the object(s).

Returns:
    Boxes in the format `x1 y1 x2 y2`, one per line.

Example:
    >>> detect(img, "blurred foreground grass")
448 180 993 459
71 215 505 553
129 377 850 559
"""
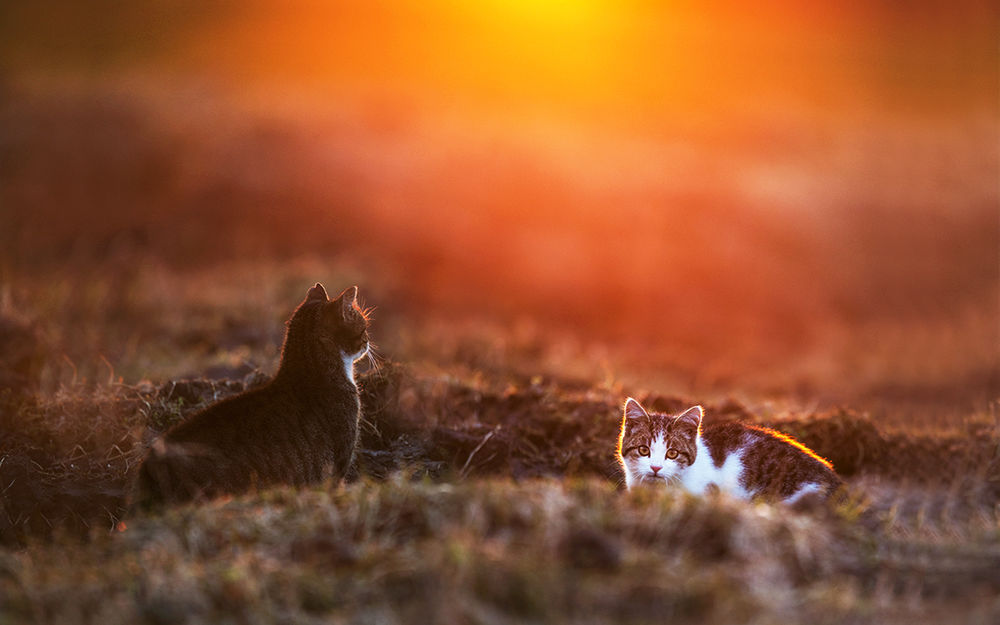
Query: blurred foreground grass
3 478 999 625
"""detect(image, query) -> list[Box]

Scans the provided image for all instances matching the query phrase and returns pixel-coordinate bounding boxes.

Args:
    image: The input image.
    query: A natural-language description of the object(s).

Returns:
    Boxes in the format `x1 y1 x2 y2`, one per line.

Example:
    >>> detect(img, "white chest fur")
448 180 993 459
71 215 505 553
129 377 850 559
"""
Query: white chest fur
342 354 355 385
341 347 368 386
679 438 750 499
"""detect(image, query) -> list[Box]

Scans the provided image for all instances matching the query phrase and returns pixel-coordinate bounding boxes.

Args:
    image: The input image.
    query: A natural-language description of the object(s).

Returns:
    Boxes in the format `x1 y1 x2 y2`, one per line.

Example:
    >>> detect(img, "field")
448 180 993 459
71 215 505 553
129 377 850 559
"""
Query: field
1 2 999 623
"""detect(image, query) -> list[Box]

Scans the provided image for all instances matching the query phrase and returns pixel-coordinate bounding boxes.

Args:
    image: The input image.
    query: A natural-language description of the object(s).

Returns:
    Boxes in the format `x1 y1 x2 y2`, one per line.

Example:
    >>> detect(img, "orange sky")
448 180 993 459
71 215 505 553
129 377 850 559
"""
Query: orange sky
172 0 994 124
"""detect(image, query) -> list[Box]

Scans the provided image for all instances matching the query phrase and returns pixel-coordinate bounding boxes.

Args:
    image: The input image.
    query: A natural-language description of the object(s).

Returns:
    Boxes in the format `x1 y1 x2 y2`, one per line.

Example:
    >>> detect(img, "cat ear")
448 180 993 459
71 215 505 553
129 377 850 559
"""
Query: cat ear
307 283 329 302
338 286 358 303
340 286 358 304
338 286 358 316
675 405 704 432
623 397 649 421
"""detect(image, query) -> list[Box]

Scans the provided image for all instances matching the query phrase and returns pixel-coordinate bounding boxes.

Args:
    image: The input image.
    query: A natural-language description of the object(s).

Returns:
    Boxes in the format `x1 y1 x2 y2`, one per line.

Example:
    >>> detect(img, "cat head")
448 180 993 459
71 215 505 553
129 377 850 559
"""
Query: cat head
617 398 703 489
305 283 370 361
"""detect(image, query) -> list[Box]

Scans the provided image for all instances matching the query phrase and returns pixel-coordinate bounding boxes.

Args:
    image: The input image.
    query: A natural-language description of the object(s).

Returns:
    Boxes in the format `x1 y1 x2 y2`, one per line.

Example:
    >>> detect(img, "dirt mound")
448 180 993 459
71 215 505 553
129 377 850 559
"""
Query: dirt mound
770 409 1000 487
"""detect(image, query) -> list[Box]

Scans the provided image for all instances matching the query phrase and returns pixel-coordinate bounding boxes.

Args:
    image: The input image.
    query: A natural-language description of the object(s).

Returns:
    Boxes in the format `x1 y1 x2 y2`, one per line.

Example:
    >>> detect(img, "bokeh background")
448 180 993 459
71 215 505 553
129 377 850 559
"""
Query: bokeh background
1 0 997 421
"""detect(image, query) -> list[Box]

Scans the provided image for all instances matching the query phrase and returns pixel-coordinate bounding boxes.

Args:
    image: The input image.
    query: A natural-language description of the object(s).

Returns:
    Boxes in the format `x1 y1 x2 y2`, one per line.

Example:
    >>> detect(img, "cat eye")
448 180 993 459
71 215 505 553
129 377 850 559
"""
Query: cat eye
637 445 650 457
666 449 679 459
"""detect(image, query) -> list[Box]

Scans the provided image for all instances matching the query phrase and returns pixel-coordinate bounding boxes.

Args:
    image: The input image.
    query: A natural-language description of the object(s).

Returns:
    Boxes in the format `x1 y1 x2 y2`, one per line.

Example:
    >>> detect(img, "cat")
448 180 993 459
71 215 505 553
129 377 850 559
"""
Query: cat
131 283 370 509
617 398 841 503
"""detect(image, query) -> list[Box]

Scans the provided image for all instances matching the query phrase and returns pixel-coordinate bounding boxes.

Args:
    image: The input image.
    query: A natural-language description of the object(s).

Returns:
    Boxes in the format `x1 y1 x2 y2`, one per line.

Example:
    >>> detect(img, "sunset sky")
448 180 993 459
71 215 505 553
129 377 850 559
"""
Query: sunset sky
4 1 995 120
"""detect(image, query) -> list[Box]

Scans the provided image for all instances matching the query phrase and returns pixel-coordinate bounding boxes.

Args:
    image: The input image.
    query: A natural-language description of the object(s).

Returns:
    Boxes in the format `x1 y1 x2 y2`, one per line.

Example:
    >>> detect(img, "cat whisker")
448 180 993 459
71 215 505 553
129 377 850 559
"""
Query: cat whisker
365 344 385 377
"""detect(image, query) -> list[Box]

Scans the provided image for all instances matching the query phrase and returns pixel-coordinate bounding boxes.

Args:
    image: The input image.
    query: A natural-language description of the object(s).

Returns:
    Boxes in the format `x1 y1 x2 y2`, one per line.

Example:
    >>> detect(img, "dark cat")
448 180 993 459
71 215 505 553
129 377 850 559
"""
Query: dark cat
131 283 370 509
617 398 841 503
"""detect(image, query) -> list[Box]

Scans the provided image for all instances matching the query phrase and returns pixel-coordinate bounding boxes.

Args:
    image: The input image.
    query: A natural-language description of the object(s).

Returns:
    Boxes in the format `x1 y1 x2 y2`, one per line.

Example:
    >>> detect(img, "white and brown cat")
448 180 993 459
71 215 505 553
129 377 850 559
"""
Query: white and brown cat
617 398 841 503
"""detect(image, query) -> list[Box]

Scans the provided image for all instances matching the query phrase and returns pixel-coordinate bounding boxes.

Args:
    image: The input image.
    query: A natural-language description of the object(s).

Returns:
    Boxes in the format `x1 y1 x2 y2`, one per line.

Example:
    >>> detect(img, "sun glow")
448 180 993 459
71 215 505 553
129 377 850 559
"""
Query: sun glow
188 1 669 118
481 0 608 22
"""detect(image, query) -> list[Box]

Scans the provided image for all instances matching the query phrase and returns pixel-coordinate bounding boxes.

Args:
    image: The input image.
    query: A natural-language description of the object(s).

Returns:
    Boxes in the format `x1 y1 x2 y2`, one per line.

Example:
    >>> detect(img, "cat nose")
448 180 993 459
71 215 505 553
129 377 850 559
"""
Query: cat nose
650 465 662 475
